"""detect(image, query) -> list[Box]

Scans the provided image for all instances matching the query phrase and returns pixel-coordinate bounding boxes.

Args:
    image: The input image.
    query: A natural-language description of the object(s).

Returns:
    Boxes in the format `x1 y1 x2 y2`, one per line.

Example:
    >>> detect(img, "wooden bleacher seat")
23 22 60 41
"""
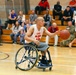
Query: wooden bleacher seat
2 24 76 46
28 10 63 15
28 10 53 15
3 29 12 35
25 14 43 20
1 35 12 43
52 20 68 26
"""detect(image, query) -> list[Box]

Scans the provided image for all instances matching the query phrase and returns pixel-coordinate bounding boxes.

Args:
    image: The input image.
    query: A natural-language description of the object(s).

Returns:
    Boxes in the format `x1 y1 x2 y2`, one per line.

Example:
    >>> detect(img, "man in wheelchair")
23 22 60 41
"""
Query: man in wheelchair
25 17 59 67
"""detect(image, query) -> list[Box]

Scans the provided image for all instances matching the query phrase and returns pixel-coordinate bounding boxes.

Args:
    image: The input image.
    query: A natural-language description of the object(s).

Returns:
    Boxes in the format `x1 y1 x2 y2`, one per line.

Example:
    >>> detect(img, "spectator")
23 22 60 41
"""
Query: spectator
6 9 17 29
29 10 37 25
60 21 75 47
21 22 27 32
10 21 21 44
25 20 31 32
53 1 62 20
69 21 76 47
69 0 76 12
46 23 59 46
19 27 25 45
43 10 52 28
0 25 3 46
73 13 76 25
61 6 73 25
35 0 50 14
17 11 26 25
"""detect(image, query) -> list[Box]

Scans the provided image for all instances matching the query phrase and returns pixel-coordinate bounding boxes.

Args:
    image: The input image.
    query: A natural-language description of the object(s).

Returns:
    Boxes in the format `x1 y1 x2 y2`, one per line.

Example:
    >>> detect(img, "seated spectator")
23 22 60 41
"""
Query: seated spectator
69 22 76 47
29 10 37 25
21 22 27 32
10 21 21 44
69 0 76 12
43 10 52 28
19 27 25 45
6 9 17 29
61 6 73 25
72 13 76 26
53 1 62 20
35 0 50 14
0 25 3 46
60 21 75 47
25 20 31 32
17 11 26 25
46 23 59 46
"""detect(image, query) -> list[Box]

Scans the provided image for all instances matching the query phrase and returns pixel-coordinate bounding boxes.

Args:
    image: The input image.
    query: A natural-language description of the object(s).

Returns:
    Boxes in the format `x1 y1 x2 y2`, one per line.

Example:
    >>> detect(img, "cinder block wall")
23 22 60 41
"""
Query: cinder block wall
0 0 24 25
29 0 69 10
0 0 7 24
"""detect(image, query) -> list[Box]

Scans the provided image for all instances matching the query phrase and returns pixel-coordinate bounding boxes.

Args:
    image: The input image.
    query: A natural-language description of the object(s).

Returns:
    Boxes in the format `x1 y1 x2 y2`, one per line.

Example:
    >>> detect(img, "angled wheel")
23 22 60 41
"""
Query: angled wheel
15 44 38 71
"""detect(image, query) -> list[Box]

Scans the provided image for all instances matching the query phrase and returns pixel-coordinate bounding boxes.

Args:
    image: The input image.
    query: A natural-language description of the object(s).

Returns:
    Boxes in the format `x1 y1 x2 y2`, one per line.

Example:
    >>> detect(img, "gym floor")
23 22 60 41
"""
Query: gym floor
0 43 76 75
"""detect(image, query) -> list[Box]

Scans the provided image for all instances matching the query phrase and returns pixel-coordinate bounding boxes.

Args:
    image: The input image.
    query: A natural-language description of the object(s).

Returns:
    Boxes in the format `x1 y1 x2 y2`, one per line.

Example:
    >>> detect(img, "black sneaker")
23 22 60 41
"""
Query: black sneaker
38 60 52 67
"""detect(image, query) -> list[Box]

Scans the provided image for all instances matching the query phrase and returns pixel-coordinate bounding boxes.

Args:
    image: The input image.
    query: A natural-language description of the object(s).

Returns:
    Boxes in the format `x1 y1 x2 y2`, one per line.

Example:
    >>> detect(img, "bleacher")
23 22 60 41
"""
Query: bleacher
1 10 76 46
1 26 66 44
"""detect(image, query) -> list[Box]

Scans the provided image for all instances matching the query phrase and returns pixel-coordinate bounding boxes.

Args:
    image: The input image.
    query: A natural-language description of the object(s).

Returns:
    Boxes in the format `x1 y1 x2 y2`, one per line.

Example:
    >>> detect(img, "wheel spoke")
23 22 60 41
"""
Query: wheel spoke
15 45 38 71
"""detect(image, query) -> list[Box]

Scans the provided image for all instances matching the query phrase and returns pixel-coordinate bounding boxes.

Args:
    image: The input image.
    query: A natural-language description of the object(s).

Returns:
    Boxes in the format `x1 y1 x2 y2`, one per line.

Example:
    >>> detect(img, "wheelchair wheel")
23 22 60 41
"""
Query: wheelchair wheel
15 44 38 71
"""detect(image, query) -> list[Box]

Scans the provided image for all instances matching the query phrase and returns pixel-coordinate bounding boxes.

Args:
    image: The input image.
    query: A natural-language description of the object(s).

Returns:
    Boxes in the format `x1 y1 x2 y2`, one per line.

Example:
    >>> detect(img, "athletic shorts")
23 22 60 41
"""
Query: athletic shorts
27 42 49 51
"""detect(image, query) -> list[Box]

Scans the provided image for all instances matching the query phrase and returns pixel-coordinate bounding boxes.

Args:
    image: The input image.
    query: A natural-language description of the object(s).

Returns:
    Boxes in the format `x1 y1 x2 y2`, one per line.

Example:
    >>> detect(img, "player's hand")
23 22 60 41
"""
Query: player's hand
33 40 40 46
55 30 60 35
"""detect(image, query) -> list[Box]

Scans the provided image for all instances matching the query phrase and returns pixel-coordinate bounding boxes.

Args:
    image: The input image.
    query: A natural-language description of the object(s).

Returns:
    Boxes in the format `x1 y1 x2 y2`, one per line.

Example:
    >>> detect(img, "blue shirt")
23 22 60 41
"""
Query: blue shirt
11 13 17 18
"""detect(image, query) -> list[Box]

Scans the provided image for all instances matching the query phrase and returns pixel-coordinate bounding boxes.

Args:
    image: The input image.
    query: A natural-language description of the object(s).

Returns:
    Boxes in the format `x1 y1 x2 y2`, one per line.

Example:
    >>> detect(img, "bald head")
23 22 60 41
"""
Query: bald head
68 21 72 26
52 23 57 28
36 17 44 22
35 17 45 27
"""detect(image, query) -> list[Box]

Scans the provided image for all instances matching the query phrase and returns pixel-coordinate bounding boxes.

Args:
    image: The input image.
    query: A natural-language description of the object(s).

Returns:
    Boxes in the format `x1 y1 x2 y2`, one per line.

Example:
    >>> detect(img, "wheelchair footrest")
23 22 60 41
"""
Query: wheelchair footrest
37 62 52 69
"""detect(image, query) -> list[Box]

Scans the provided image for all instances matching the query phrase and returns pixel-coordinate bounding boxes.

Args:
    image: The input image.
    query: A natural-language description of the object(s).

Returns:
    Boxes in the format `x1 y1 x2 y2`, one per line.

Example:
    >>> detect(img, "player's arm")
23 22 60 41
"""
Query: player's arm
24 26 34 42
44 27 59 37
24 26 39 45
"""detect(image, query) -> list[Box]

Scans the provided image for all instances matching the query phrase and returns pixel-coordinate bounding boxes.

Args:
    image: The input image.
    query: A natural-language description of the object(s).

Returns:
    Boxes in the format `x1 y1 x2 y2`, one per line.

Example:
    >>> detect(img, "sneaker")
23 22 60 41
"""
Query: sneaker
6 27 8 29
13 42 17 44
54 45 57 47
38 60 52 67
12 41 14 43
14 42 17 44
20 42 23 45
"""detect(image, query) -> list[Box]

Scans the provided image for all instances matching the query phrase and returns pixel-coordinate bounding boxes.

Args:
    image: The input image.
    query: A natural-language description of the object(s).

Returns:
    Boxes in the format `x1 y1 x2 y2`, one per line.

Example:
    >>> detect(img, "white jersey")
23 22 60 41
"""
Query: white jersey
25 24 44 43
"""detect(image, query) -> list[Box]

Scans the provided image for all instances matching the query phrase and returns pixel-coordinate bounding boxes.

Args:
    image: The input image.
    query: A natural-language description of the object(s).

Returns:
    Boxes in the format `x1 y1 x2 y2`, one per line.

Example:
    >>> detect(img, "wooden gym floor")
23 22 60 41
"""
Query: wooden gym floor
0 43 76 75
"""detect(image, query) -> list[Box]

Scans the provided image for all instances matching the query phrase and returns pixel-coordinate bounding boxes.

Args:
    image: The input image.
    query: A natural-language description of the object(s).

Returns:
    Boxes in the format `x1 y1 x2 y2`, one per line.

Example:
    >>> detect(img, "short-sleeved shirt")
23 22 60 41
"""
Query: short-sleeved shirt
11 13 17 19
69 0 76 6
54 4 62 12
48 26 59 33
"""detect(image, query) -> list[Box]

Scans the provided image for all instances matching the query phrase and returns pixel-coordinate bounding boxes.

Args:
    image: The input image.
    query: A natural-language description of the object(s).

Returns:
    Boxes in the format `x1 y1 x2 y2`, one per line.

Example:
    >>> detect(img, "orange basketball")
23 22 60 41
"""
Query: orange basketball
60 30 70 40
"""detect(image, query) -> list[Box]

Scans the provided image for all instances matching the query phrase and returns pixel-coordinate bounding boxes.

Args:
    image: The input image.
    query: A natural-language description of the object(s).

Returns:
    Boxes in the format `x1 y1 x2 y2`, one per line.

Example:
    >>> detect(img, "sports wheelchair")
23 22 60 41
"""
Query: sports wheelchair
15 42 52 71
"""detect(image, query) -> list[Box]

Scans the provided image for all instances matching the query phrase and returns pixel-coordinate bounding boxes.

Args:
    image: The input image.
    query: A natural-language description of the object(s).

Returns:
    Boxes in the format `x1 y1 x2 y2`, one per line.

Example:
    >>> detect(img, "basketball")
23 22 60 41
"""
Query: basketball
60 30 70 40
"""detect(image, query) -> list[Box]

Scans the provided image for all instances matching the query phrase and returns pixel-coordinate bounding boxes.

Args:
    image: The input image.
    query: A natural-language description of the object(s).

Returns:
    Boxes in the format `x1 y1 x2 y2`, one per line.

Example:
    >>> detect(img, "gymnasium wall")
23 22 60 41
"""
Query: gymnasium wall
0 0 7 24
0 0 70 24
0 0 24 24
29 0 70 10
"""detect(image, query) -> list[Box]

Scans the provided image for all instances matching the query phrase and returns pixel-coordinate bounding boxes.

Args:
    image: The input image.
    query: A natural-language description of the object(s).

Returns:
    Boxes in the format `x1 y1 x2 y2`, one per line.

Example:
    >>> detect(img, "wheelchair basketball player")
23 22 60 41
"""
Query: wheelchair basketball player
24 17 59 67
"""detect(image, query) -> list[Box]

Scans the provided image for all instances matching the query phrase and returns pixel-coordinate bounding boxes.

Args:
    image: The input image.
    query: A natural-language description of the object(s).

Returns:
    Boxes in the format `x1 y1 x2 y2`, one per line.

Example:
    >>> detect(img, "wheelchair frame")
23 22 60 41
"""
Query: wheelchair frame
15 44 52 71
